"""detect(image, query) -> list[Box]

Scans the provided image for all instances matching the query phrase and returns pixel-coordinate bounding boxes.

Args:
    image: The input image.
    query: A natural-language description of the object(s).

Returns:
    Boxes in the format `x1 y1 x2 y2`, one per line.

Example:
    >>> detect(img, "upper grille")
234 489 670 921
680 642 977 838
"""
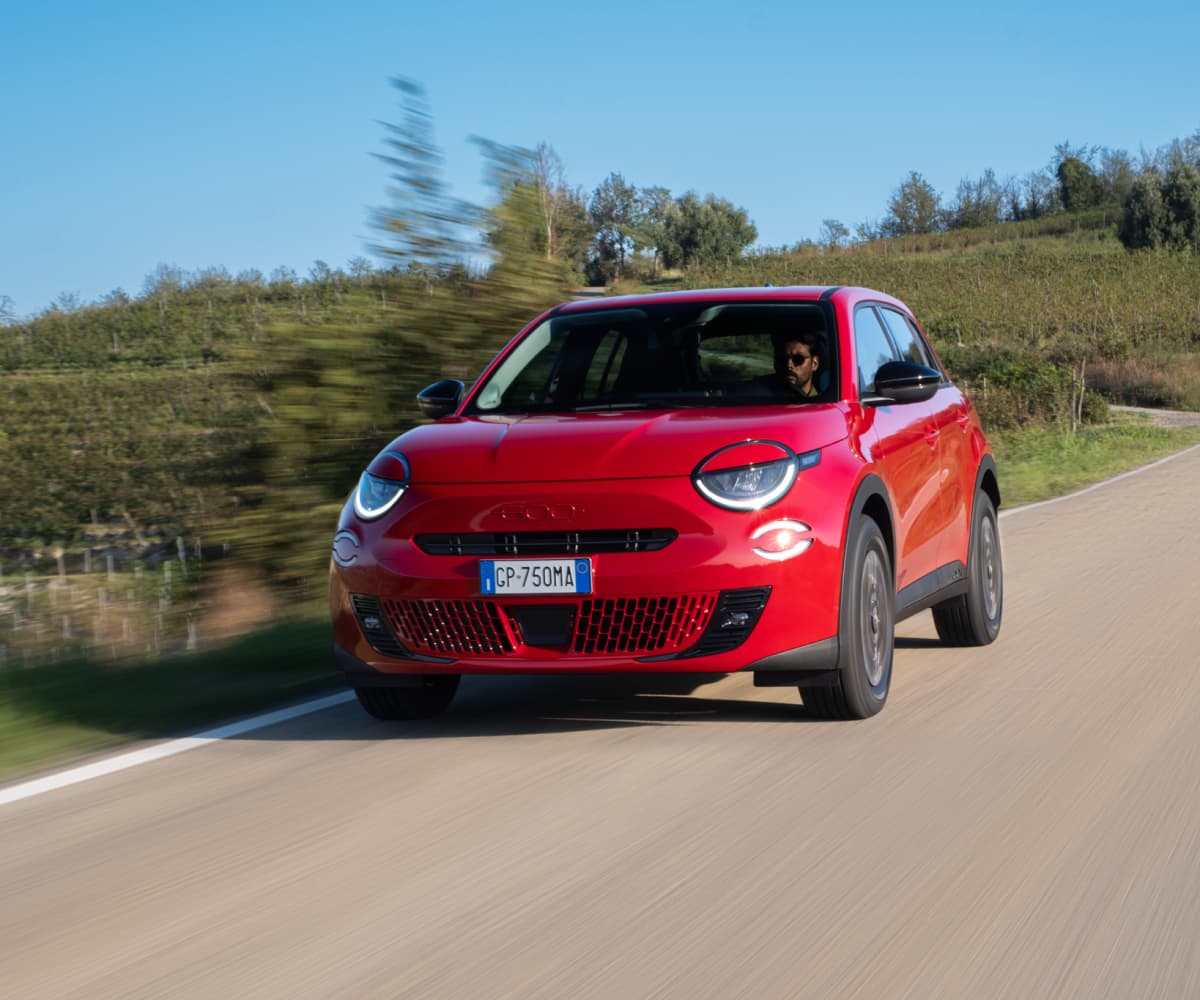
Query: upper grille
414 529 677 556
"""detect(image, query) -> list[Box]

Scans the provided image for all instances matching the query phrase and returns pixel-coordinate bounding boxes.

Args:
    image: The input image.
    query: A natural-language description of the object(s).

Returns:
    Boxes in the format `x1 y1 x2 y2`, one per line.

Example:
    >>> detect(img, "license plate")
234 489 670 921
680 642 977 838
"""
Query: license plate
480 558 593 595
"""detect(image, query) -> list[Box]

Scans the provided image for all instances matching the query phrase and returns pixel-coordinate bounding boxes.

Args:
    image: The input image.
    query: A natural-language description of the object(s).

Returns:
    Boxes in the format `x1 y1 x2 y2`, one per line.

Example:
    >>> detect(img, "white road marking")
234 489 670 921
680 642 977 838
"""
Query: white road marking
4 441 1200 808
0 692 354 807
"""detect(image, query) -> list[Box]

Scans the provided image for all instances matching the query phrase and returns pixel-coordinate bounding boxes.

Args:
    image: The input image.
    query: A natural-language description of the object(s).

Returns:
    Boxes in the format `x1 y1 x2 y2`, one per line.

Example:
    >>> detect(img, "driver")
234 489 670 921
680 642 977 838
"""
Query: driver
780 330 824 397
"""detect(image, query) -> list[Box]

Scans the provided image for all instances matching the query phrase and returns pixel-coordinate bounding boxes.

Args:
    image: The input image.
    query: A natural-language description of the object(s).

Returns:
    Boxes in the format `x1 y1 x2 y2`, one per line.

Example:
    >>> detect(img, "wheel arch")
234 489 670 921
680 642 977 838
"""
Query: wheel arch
975 453 1000 512
846 473 895 584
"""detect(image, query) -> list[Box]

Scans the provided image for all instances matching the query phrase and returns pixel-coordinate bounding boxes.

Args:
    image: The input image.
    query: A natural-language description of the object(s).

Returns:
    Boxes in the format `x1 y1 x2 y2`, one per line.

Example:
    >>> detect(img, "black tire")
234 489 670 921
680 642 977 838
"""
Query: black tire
801 517 894 720
354 675 460 720
933 492 1002 646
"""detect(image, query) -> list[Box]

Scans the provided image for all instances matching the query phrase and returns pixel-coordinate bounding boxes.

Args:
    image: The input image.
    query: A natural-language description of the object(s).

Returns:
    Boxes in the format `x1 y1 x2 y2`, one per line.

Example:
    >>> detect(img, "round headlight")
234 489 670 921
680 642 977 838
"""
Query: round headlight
692 441 813 511
353 471 407 520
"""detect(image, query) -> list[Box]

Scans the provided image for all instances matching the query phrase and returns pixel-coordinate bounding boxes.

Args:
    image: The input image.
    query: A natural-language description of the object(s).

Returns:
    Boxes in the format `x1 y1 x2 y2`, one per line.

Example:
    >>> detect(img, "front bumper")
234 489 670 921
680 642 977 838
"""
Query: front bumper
330 469 850 676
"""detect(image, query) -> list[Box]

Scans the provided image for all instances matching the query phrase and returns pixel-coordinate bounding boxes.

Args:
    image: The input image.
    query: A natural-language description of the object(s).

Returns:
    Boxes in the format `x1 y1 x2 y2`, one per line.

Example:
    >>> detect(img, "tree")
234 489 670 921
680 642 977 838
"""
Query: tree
854 218 883 242
370 77 476 275
1056 155 1103 212
1099 149 1136 206
1004 169 1058 221
525 143 590 276
1118 174 1166 248
659 192 757 269
947 169 1003 229
1162 163 1200 250
588 173 640 282
631 185 674 276
819 218 850 248
1118 164 1200 251
882 172 943 236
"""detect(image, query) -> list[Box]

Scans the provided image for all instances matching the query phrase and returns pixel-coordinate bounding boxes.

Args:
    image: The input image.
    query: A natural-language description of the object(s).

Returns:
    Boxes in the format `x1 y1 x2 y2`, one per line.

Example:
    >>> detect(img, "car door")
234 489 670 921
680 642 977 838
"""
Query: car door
852 304 942 591
878 306 970 570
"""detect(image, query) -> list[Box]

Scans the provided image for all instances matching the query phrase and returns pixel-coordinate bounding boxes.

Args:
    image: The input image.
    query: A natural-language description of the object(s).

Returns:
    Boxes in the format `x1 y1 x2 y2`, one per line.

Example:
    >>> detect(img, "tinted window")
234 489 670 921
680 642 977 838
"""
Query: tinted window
853 306 899 393
468 301 836 413
880 307 939 372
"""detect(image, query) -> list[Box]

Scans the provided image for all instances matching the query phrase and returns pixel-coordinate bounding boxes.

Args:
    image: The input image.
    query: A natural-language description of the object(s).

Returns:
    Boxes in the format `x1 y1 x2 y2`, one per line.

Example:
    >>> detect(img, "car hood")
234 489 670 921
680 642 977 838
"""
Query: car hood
385 407 850 484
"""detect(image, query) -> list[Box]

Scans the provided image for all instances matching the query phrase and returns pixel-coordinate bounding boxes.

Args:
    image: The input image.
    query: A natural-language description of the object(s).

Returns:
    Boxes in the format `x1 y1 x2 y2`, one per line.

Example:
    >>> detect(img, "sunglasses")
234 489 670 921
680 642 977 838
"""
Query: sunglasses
787 352 814 365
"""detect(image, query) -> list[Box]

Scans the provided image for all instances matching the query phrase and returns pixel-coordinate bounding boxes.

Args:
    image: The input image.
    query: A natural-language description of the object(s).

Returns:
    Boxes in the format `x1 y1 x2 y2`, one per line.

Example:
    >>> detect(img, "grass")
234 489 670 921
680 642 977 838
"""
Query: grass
991 417 1200 507
3 415 1200 783
0 618 338 780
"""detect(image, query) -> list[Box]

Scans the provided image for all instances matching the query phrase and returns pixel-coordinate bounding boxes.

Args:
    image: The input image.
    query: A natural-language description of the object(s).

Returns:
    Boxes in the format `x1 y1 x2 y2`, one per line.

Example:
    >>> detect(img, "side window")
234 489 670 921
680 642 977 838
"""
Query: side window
853 306 899 393
580 329 627 402
880 307 940 373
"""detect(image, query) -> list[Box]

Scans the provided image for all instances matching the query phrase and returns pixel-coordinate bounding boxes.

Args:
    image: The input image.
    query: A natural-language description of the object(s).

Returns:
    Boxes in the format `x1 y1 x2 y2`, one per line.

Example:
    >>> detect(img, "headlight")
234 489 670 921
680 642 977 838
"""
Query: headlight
353 471 407 520
692 441 818 511
694 457 796 510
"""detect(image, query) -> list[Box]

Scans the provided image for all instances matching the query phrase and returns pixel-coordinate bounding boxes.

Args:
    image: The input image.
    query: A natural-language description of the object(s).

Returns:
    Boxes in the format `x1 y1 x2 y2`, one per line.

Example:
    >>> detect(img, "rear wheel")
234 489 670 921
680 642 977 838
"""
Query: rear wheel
354 675 460 720
801 517 893 720
933 492 1002 646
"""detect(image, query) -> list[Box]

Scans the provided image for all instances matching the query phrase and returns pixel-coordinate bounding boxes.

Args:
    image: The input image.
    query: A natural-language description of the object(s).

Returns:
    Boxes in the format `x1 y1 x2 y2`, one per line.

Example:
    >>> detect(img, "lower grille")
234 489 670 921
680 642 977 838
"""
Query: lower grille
574 595 716 654
386 599 515 656
382 592 720 658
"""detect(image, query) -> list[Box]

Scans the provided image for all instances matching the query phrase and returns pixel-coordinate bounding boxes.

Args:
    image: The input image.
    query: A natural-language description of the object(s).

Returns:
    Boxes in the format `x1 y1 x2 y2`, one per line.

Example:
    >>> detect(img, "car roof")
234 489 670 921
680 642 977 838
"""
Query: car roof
552 286 905 315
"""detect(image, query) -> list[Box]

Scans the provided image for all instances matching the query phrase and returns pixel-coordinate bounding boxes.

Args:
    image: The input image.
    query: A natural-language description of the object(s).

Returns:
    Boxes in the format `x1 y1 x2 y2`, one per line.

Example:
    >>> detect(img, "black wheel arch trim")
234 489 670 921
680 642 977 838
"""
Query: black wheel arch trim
974 453 1000 510
846 473 895 578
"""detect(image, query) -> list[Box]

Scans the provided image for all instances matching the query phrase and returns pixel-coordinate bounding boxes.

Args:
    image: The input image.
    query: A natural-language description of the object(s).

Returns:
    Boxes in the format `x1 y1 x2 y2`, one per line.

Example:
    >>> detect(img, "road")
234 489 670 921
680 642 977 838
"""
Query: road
4 445 1200 999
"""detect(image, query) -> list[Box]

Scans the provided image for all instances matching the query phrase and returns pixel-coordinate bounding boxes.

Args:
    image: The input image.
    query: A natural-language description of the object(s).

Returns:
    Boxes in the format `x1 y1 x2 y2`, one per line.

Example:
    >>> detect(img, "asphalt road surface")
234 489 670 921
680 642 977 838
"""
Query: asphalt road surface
4 446 1200 999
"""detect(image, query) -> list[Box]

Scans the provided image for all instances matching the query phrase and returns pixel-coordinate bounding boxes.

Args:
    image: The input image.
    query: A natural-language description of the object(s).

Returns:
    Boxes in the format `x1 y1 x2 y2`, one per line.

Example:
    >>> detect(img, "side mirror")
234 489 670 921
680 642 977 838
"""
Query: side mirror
863 361 941 406
416 379 465 419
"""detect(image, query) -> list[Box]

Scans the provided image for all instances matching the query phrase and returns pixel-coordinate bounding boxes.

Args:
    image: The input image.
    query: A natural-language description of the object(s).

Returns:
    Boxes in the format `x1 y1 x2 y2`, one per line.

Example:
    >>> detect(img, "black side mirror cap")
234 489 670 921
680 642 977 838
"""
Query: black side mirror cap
863 361 941 406
416 379 465 419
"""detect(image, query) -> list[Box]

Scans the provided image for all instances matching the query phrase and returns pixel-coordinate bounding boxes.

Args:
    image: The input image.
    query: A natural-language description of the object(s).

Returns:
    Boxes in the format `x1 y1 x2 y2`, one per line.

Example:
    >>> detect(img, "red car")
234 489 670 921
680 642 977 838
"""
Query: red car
330 286 1001 720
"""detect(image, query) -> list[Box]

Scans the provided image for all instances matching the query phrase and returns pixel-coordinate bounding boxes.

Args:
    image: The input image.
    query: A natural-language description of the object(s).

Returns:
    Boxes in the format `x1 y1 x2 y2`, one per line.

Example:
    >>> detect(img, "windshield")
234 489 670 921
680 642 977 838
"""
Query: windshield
466 300 837 414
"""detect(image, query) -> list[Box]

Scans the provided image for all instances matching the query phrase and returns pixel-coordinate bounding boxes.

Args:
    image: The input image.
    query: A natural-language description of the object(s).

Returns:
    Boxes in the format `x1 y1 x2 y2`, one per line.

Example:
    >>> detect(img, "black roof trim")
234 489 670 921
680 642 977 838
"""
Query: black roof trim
819 287 841 301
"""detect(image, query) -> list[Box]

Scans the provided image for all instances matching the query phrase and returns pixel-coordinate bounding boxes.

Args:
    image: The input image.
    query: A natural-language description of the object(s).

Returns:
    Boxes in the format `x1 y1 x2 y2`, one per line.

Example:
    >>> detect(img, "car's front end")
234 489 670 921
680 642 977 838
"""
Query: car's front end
330 404 857 685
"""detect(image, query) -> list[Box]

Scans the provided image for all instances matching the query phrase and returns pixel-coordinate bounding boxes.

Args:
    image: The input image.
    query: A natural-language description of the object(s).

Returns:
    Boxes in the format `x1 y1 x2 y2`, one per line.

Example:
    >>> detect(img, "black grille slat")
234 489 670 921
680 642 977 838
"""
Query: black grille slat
416 529 677 556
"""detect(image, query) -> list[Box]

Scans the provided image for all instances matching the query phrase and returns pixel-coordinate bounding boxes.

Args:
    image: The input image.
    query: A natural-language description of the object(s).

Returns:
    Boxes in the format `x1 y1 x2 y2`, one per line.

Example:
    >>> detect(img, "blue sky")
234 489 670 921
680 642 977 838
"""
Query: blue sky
3 0 1198 318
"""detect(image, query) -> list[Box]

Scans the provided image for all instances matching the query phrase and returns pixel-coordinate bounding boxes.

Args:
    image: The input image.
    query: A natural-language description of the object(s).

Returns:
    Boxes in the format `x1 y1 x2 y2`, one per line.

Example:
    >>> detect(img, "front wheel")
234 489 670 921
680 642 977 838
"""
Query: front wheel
354 675 460 720
801 517 894 720
933 491 1002 646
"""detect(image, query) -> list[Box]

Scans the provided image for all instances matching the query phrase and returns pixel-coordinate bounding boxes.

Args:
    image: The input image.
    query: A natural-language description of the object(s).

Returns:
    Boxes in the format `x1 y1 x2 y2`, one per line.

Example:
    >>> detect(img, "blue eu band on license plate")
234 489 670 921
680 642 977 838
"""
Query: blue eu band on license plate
480 558 593 595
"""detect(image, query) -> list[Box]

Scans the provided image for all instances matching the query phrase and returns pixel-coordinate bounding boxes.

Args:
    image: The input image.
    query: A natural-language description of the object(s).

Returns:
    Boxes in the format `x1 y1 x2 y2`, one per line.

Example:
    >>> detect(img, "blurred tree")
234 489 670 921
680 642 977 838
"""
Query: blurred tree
370 77 477 277
529 142 590 276
882 172 943 236
471 138 574 332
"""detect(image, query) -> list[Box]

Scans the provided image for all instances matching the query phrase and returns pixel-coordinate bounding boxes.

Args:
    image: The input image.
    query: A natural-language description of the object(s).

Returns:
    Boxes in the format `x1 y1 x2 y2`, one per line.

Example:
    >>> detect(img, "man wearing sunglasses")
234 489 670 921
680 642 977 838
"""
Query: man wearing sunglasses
781 331 824 397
